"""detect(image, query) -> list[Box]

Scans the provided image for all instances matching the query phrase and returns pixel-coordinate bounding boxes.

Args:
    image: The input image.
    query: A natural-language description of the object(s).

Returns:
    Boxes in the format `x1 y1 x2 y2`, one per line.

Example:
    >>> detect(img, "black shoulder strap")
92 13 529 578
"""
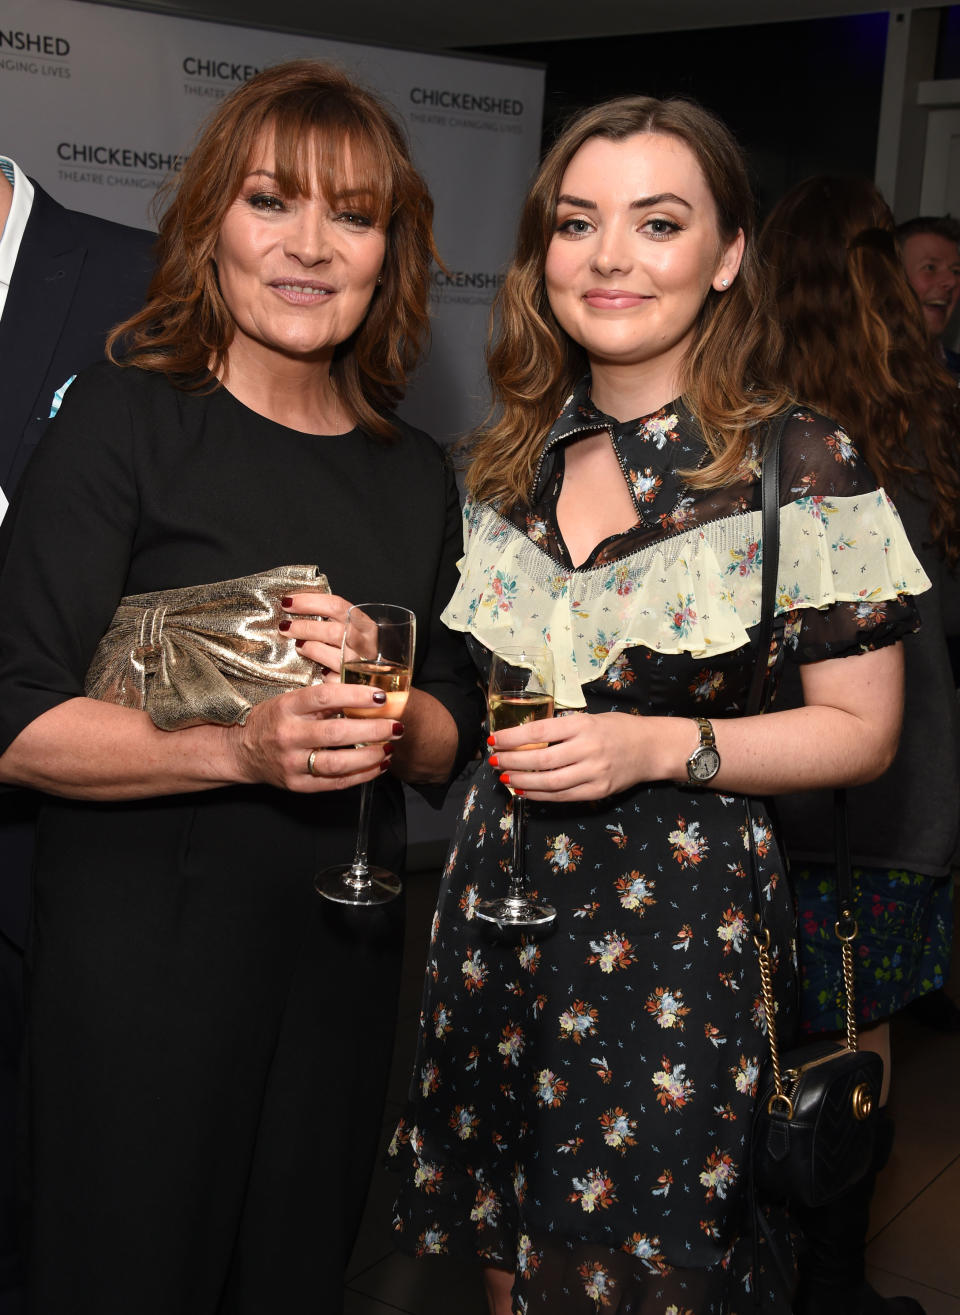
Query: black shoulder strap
834 786 854 926
746 410 789 718
745 406 853 921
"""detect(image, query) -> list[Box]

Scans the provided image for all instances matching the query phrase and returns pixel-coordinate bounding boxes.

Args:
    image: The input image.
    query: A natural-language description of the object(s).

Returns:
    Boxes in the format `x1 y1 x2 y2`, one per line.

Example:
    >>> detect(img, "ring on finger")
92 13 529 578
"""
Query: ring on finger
307 748 321 777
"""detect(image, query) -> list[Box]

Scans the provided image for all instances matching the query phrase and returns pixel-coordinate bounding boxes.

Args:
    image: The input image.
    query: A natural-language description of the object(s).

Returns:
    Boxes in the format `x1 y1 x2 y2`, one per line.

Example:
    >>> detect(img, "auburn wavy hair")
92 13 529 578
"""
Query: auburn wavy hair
760 175 960 564
465 95 790 510
107 60 436 439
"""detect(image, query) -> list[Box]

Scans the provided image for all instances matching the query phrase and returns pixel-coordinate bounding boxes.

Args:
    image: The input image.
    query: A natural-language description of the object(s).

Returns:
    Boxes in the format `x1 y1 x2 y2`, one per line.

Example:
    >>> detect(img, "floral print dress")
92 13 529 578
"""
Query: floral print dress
389 382 926 1315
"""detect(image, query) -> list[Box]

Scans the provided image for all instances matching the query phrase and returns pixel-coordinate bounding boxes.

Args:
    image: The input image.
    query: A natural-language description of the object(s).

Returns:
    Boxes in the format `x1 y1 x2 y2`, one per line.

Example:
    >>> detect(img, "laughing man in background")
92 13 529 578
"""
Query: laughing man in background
897 214 960 377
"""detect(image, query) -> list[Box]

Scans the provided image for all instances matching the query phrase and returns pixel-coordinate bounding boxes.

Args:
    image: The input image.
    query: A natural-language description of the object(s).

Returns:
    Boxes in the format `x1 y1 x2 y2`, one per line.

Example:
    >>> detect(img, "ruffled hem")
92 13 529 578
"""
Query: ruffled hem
388 1126 791 1314
440 493 929 709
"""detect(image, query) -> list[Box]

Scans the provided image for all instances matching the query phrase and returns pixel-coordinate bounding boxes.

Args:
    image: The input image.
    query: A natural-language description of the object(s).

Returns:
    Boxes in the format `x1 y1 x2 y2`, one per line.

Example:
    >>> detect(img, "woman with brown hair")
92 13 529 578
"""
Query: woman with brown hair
389 98 927 1314
0 61 481 1313
760 174 960 1315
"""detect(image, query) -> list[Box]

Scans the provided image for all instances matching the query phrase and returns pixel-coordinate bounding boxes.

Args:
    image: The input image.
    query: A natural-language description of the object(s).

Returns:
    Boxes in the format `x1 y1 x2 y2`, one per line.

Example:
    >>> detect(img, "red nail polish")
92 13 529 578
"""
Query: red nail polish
295 638 304 648
372 691 387 704
513 788 526 798
382 743 395 757
499 772 510 786
280 596 293 608
392 723 404 737
486 734 496 746
278 619 292 632
489 755 500 768
379 760 390 773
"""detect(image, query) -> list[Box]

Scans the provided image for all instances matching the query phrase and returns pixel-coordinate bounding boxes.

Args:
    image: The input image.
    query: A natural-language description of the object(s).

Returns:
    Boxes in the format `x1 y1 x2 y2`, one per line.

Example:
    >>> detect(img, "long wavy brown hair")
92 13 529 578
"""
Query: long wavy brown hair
108 60 436 439
465 95 790 510
760 175 960 564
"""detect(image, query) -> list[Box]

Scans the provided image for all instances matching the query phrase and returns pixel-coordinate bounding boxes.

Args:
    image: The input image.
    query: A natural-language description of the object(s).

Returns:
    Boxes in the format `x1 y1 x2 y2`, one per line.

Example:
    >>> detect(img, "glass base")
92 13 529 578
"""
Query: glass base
316 864 402 906
475 895 557 929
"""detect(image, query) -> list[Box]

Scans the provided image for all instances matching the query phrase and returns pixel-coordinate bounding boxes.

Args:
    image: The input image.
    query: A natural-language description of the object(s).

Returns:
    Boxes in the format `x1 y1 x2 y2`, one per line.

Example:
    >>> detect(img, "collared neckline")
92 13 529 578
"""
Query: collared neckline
531 376 710 531
0 156 35 318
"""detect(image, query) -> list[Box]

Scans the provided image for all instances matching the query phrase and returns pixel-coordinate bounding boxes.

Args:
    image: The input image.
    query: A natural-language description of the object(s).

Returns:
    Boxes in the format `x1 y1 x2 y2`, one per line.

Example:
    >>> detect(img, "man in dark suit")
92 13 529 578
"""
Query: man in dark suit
0 155 156 1309
0 158 156 498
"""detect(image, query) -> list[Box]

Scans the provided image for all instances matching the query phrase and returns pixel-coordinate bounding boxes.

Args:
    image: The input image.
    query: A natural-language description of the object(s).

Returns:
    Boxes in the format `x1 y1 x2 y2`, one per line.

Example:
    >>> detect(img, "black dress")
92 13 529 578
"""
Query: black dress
0 362 483 1315
389 383 925 1315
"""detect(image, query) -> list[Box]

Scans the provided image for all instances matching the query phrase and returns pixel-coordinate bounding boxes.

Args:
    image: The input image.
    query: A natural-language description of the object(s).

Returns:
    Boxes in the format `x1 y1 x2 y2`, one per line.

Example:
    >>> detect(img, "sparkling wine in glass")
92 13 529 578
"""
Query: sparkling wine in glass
316 603 415 906
476 645 557 930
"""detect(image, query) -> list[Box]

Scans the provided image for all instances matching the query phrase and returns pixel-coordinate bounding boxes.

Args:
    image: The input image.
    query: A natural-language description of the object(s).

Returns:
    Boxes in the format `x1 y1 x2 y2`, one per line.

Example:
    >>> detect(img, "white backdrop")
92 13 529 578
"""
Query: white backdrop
0 0 545 444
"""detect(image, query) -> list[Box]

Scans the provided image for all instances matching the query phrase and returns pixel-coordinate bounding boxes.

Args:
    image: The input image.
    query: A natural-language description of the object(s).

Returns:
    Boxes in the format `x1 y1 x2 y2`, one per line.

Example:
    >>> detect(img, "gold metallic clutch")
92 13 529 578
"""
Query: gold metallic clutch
84 564 329 731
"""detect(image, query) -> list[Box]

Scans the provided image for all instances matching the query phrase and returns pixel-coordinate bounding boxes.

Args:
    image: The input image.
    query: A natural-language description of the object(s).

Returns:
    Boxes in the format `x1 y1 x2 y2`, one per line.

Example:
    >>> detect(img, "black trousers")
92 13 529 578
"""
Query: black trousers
25 790 404 1315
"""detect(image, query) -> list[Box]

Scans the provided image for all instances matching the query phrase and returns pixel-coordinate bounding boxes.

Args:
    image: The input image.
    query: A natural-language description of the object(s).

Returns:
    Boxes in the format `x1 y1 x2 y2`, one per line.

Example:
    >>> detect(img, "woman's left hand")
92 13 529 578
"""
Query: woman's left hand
280 592 353 678
488 711 666 802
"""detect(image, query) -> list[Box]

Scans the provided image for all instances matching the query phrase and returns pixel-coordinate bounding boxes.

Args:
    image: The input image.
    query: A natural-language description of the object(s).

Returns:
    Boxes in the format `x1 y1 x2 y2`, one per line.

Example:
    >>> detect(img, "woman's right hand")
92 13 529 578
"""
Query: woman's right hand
231 682 403 793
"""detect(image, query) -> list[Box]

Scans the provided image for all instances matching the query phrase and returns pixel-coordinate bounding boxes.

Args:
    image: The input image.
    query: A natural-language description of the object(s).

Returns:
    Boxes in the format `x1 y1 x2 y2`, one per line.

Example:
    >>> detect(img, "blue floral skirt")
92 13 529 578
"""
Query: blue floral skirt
792 863 954 1033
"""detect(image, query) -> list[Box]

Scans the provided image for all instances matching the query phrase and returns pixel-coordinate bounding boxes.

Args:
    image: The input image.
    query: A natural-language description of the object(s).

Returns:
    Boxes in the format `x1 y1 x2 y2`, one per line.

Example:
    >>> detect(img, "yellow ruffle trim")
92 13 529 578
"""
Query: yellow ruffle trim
440 492 930 709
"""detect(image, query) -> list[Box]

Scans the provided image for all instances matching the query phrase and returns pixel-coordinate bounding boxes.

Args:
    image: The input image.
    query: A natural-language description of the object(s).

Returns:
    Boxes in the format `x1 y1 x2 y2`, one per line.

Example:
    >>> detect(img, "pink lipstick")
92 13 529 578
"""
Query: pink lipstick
583 288 649 309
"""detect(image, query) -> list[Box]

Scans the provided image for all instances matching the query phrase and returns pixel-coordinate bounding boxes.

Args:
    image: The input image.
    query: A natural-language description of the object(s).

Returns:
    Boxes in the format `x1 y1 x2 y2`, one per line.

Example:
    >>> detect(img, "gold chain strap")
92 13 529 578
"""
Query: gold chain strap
837 909 859 1052
754 924 795 1118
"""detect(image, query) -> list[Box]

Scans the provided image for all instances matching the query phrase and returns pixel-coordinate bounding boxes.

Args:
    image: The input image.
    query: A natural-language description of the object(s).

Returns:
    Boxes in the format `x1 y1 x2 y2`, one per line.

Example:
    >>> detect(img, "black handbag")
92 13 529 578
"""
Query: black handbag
746 414 883 1211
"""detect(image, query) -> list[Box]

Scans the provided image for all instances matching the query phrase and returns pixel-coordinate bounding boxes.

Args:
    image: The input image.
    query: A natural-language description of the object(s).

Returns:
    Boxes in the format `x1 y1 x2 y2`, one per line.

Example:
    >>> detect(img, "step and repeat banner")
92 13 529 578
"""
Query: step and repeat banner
0 0 545 444
1 0 544 848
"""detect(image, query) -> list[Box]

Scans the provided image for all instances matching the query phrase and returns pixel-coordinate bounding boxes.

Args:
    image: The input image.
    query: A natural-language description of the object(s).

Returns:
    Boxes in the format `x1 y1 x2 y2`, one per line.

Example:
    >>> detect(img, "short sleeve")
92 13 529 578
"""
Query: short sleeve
0 363 140 752
775 409 923 664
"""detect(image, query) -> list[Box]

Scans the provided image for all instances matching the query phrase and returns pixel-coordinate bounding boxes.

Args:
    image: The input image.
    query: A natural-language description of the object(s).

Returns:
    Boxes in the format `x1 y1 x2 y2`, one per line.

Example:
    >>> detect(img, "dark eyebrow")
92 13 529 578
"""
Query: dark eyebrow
556 191 693 211
631 192 693 211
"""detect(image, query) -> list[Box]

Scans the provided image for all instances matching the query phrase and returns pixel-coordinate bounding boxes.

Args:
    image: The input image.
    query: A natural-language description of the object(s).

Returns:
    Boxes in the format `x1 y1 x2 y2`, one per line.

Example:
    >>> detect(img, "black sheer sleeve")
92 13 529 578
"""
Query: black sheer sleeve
775 408 922 664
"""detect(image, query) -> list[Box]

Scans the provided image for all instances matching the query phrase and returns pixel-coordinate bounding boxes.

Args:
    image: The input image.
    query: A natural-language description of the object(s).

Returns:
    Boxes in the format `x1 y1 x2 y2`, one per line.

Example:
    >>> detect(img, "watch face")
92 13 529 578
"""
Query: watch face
689 746 721 782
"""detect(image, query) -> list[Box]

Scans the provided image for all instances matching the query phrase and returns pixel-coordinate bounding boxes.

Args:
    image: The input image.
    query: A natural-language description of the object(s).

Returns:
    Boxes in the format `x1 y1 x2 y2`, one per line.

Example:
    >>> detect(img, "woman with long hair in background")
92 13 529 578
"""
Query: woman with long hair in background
760 174 960 1315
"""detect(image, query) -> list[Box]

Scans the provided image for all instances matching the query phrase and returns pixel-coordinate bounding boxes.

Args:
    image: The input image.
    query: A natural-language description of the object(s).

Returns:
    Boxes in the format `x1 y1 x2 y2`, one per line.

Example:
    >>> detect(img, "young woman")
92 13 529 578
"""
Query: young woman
0 62 481 1313
389 99 927 1315
760 174 960 1315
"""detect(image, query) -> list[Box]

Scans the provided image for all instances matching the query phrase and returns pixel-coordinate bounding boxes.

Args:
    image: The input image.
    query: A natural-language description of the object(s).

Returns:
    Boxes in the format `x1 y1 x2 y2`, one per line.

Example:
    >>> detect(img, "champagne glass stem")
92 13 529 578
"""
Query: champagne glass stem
349 780 375 881
317 602 411 908
509 794 528 900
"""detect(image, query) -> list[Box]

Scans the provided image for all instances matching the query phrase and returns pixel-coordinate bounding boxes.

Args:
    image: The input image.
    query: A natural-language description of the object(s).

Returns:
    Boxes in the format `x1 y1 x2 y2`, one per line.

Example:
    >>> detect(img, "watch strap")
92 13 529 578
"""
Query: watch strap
693 716 715 749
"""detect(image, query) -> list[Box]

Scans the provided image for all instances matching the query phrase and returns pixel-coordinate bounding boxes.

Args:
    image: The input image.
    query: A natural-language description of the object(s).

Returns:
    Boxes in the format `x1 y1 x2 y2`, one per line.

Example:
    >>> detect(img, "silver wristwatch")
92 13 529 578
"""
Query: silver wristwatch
684 716 721 786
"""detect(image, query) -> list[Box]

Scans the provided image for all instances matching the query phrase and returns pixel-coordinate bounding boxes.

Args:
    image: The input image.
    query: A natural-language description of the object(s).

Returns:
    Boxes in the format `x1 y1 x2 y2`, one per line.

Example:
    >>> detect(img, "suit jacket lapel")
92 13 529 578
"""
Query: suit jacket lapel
0 185 85 492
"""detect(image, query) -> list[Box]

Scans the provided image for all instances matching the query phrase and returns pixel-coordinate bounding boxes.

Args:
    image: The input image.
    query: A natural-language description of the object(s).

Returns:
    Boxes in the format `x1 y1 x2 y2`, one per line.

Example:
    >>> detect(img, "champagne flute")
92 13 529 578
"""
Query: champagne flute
316 603 415 906
476 645 557 930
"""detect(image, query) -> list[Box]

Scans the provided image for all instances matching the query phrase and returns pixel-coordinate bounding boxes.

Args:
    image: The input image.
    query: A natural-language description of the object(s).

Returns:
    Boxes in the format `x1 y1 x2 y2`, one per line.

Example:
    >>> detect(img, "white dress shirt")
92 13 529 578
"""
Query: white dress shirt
0 158 36 515
0 156 34 322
